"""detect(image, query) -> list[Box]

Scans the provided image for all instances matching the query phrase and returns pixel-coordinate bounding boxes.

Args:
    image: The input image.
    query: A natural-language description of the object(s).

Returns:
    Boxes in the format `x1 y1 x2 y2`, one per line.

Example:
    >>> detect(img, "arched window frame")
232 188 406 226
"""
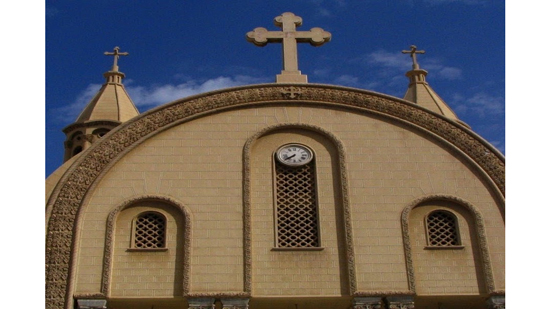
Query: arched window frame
70 131 84 141
272 143 322 250
69 131 84 155
129 211 168 251
424 209 464 249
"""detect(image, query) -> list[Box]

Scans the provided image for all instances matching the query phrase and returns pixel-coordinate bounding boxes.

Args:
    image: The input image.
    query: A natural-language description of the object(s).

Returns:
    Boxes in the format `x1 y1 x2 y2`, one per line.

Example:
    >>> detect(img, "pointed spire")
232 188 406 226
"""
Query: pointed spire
62 46 139 162
401 45 467 126
74 46 138 124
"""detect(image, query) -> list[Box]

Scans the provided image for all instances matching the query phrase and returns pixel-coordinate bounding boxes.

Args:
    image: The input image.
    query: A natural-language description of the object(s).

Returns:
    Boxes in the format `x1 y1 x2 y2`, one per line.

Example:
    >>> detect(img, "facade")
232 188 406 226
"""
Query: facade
46 13 504 309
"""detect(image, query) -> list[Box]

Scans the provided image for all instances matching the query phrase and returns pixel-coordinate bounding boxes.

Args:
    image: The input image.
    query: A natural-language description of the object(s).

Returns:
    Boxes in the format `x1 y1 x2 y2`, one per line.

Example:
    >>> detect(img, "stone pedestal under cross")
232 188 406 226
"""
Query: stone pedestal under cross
246 12 331 83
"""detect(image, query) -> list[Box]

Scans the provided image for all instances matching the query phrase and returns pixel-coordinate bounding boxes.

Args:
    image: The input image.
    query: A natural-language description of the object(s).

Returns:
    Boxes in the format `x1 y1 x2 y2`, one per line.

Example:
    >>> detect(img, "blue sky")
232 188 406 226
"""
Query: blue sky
45 0 505 177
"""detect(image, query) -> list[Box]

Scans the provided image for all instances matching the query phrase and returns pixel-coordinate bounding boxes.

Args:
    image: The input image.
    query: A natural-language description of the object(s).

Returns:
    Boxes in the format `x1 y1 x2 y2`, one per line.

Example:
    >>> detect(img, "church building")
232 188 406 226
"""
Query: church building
46 12 505 309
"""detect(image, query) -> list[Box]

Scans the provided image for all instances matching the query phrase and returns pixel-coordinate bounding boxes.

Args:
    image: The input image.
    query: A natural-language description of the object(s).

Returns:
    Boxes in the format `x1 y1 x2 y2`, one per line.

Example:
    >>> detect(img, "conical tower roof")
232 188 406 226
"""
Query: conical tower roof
61 47 140 163
402 45 466 126
75 47 139 124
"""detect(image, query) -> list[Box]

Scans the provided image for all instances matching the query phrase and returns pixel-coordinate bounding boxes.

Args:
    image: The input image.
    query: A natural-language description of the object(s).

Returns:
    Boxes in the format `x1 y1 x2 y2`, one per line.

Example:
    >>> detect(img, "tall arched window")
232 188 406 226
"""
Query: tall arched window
132 211 167 249
70 131 84 156
425 210 461 247
274 143 320 248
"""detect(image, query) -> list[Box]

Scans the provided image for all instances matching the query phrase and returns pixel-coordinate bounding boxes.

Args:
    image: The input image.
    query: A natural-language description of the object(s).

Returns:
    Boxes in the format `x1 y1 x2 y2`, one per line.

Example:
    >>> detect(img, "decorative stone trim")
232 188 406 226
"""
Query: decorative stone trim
400 195 496 294
221 298 249 309
353 297 382 309
385 296 415 309
102 195 192 296
486 295 505 309
188 298 215 309
242 123 356 294
281 86 302 99
46 84 505 309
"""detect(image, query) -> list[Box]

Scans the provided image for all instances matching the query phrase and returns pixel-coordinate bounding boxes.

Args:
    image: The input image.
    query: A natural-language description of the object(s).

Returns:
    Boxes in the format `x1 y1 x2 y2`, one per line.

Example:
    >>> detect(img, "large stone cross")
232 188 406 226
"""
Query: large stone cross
104 46 129 72
402 45 425 70
247 12 331 83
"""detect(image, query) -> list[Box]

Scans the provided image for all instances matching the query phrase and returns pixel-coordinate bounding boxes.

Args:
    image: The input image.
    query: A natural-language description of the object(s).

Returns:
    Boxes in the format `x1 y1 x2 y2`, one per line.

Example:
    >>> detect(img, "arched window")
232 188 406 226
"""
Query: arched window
132 211 167 249
70 131 83 141
274 144 320 248
425 210 461 247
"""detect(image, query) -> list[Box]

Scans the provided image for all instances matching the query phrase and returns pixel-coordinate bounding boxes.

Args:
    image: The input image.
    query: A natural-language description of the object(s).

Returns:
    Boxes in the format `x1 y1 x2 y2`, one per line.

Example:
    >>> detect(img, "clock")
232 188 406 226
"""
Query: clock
276 144 314 166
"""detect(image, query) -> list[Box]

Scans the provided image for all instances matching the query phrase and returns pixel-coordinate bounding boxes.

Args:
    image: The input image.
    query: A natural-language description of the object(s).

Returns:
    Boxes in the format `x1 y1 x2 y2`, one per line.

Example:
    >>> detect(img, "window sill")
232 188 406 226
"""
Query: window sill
424 245 464 250
271 247 324 251
126 248 168 252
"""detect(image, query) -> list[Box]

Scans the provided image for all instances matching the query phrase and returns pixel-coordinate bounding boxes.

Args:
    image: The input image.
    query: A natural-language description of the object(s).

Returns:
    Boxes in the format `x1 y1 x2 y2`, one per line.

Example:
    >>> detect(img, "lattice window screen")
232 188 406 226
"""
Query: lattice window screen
275 160 319 248
426 210 460 246
133 212 166 249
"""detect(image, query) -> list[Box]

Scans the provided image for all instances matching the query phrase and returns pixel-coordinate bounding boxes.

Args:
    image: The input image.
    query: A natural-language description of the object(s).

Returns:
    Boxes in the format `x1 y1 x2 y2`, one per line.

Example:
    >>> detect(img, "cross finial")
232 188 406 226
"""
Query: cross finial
402 45 425 70
104 46 129 72
246 12 331 83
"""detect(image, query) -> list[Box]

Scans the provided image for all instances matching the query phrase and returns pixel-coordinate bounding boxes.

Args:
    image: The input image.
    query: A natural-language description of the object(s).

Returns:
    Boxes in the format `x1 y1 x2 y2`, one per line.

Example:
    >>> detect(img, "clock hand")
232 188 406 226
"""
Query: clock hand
285 154 296 160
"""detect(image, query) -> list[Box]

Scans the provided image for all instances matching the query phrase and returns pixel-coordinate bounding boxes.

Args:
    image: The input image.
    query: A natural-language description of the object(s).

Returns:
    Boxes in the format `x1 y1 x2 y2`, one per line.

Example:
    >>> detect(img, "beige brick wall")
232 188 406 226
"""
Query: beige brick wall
73 105 504 296
408 202 485 295
110 202 185 297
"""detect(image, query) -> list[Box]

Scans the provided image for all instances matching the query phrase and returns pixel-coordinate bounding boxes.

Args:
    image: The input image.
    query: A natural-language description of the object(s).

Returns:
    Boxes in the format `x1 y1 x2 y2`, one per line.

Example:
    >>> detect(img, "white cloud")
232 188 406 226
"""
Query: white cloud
50 83 102 122
313 68 331 78
437 67 463 80
50 76 268 123
309 0 348 17
127 75 267 107
453 92 504 118
362 50 462 81
424 62 462 80
334 74 360 87
366 50 411 69
316 7 332 17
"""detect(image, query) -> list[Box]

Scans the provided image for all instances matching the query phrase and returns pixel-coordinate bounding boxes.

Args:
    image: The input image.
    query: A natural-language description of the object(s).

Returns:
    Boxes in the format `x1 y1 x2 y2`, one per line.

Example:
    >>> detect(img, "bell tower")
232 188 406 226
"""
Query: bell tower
62 47 139 162
402 45 470 127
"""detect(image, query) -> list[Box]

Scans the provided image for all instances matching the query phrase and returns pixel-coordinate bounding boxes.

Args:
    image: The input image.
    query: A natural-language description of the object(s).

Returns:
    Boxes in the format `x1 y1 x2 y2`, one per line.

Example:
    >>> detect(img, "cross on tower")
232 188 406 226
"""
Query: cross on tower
247 12 331 83
104 46 129 72
402 45 425 70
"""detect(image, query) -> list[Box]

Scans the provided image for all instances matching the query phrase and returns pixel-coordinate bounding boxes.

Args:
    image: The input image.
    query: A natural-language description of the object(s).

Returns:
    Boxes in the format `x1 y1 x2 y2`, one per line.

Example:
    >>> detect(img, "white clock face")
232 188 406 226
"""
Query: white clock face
276 144 314 166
